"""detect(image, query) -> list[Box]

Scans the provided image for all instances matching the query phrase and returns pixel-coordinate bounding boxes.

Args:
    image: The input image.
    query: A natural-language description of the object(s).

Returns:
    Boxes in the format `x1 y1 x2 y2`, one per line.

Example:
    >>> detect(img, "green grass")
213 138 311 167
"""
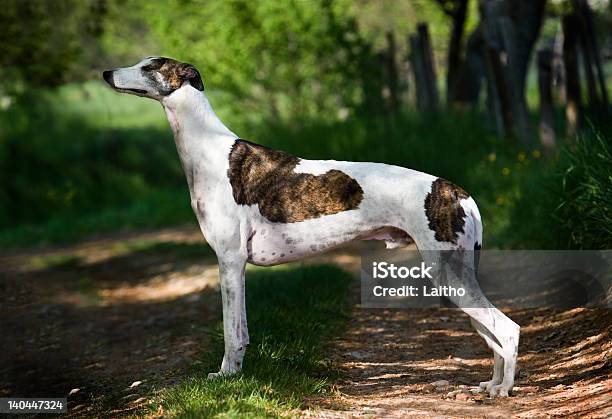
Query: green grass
0 82 250 249
1 80 607 250
152 264 352 418
553 127 612 249
0 189 193 248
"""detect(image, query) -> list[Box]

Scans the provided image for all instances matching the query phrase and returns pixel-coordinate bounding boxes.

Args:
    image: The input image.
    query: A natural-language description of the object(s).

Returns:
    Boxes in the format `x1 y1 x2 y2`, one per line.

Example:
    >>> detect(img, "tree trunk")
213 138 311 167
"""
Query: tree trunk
446 0 468 105
573 0 609 112
480 1 508 137
480 0 515 139
418 23 440 111
537 49 556 155
383 31 400 114
410 35 430 111
410 24 439 112
562 13 581 138
582 0 609 110
552 28 566 103
499 16 533 145
505 0 547 96
478 0 544 145
454 24 485 106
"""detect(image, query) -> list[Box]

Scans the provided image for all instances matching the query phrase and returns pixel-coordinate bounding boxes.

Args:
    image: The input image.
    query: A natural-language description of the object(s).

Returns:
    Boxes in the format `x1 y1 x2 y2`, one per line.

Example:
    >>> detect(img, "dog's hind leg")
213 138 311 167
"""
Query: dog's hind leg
463 304 519 396
472 321 504 391
414 187 520 396
418 246 520 396
208 254 249 379
414 231 519 396
454 255 519 396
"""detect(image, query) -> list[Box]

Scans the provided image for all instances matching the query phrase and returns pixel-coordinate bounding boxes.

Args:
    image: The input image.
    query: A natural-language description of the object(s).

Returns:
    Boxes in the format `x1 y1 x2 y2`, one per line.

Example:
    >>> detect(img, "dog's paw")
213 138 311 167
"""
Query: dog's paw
489 384 510 397
207 372 222 380
207 368 240 380
478 380 501 392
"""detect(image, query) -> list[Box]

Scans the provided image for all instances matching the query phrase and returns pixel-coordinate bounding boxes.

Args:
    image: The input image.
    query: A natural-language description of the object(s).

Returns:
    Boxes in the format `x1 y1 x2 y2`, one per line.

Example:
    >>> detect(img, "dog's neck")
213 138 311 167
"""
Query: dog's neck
161 86 237 190
161 86 236 143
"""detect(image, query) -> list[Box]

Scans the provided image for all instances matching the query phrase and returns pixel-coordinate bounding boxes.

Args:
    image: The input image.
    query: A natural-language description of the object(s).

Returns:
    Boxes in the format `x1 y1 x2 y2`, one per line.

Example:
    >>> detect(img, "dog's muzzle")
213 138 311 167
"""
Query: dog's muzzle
102 70 148 95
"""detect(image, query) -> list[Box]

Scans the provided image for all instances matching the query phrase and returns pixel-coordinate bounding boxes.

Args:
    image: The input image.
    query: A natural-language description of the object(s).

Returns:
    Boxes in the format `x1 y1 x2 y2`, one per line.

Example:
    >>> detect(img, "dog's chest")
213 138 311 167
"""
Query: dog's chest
246 227 320 266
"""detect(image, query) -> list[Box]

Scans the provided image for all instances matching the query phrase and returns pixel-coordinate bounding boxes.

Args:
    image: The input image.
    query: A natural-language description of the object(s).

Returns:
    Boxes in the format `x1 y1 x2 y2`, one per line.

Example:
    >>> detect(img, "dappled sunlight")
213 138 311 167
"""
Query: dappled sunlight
53 264 221 307
325 281 612 417
1 226 204 274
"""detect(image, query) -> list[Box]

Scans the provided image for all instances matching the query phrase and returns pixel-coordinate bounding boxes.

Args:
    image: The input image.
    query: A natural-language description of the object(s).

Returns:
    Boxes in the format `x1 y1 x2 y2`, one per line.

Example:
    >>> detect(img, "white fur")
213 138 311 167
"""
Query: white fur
106 59 520 396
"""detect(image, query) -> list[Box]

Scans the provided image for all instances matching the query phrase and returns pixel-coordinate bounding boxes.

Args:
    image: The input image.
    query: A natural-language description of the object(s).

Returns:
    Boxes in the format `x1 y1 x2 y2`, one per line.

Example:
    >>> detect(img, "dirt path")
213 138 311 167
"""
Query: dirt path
317 286 611 417
1 227 221 416
1 227 610 417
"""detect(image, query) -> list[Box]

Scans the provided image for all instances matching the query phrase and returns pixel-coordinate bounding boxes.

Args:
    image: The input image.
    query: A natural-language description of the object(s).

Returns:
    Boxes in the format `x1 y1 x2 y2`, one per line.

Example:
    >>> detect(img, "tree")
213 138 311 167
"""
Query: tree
434 0 469 106
0 0 107 92
142 0 376 124
479 0 546 143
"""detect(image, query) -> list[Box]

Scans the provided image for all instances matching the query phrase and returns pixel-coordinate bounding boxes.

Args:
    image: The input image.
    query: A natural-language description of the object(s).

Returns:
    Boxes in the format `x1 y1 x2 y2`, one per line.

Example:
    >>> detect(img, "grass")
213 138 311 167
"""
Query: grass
553 127 612 248
152 264 352 418
1 80 606 250
0 189 194 247
0 82 249 249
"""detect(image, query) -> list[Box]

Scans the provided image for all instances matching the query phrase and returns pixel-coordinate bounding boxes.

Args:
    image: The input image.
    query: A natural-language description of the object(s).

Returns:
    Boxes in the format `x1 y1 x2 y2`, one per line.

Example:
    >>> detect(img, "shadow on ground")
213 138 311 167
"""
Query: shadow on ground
1 228 610 417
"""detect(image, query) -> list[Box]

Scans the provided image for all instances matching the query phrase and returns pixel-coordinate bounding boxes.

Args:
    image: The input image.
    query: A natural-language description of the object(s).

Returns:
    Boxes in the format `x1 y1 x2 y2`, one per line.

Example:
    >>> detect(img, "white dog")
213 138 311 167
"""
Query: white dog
103 57 520 396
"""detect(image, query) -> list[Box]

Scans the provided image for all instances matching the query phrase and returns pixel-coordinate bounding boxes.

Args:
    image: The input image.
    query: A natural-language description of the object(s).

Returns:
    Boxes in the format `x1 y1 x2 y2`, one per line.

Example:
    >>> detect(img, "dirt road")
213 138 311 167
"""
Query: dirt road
1 227 610 417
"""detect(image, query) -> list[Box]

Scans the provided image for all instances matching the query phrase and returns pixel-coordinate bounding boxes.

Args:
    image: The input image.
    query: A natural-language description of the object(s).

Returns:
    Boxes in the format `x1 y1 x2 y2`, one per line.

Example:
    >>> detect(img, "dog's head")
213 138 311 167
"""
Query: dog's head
103 57 203 100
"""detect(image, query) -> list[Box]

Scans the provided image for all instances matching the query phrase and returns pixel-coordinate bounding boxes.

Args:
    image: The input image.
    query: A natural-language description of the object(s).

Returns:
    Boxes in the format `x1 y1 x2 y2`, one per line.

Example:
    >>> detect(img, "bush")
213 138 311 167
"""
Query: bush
0 82 193 246
506 125 612 250
555 128 612 249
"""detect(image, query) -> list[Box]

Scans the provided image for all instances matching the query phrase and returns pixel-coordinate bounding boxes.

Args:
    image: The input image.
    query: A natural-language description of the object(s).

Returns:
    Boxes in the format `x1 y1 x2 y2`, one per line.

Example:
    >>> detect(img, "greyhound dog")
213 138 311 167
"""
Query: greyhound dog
103 57 520 397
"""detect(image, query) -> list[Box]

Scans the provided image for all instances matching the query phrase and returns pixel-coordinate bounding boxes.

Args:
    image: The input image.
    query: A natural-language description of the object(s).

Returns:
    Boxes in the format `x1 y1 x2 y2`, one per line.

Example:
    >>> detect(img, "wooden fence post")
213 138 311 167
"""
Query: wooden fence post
499 16 533 146
417 23 439 111
537 49 556 155
409 24 439 113
574 0 609 112
562 13 581 138
410 34 429 111
383 31 400 115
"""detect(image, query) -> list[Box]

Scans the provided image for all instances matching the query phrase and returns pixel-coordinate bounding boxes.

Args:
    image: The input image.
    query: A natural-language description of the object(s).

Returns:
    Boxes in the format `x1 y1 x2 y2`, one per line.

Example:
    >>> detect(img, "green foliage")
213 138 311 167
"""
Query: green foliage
143 0 376 123
0 80 557 249
1 0 609 250
0 82 193 247
554 128 612 249
153 264 351 417
504 124 612 250
0 0 106 91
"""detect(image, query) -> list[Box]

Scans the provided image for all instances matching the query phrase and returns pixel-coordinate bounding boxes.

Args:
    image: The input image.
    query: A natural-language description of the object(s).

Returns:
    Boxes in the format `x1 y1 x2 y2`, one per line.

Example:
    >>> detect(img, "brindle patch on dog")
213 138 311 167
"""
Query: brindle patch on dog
424 178 470 243
227 140 364 223
152 58 204 92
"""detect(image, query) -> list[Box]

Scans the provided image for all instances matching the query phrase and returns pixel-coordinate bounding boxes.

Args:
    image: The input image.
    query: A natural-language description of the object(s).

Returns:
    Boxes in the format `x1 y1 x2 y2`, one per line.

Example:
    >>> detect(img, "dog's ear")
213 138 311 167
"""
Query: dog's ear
180 65 204 91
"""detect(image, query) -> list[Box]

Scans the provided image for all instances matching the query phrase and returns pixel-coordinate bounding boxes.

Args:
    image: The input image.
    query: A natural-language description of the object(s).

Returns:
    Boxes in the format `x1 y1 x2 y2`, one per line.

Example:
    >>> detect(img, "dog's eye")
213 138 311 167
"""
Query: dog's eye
141 65 153 71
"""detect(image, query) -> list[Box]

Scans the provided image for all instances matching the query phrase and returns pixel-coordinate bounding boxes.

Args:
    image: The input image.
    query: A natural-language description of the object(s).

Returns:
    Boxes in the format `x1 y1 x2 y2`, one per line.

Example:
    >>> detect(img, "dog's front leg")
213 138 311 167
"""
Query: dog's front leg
208 255 249 379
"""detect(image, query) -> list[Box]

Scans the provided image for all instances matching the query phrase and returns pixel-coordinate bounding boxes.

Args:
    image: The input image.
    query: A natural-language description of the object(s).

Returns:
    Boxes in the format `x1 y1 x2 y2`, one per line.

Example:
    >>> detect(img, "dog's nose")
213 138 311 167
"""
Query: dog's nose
102 70 114 86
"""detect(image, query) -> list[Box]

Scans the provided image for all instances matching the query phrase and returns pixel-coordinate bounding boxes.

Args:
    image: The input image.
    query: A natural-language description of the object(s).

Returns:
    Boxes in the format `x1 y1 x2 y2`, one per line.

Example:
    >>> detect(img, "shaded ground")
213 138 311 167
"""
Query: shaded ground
1 227 610 417
0 227 219 416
